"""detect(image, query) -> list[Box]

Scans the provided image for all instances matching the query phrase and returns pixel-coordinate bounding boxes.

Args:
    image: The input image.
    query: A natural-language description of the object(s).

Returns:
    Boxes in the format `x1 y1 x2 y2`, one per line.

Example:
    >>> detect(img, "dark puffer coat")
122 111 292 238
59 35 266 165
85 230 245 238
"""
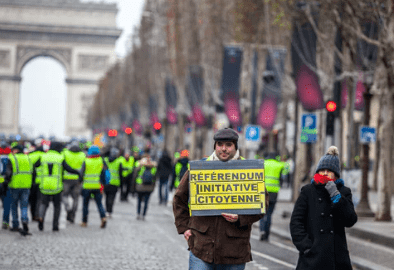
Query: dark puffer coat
290 179 358 270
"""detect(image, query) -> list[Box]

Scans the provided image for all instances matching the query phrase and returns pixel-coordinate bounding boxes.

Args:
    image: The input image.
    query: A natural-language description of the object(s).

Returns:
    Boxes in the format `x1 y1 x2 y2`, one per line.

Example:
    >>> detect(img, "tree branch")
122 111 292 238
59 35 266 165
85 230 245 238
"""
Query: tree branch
303 4 328 40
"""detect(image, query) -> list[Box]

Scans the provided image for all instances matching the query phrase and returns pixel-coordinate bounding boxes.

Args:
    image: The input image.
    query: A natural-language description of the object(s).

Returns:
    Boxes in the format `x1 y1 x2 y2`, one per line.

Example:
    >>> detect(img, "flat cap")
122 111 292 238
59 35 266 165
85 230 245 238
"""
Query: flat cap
214 128 239 142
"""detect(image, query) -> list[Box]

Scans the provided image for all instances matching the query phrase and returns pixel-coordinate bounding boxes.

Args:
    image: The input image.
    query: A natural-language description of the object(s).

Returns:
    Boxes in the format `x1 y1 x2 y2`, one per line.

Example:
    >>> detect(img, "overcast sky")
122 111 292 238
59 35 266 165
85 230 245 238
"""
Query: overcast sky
19 0 145 140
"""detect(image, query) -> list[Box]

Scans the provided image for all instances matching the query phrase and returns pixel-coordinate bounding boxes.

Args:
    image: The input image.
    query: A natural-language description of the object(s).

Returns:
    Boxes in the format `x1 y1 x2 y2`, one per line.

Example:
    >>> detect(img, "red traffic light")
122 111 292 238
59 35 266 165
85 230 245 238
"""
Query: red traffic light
153 122 162 130
125 127 132 135
326 101 337 112
108 129 118 137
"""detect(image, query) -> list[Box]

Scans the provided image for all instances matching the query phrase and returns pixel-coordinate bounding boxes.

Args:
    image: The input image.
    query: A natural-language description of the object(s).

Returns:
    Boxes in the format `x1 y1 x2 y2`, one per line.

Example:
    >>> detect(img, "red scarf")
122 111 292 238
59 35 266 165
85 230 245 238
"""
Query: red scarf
314 173 334 185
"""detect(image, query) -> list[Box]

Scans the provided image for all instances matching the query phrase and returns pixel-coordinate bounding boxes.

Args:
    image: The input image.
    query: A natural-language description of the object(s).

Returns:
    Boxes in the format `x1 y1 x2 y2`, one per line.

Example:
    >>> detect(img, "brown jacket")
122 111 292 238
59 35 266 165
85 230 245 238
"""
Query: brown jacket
173 165 267 264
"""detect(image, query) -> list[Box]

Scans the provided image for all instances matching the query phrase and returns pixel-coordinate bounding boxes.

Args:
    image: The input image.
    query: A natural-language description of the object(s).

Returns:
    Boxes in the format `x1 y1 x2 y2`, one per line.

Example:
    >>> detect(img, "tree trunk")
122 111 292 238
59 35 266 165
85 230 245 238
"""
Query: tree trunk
292 104 311 202
279 99 288 158
375 92 394 221
372 94 383 191
190 121 197 160
346 77 357 168
315 110 324 167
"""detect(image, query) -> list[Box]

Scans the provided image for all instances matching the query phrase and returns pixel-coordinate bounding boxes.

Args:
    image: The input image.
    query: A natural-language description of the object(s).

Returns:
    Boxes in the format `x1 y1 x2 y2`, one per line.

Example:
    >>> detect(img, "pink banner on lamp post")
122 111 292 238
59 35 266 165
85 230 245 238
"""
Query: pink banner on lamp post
192 104 206 127
224 96 242 126
257 97 278 131
166 105 178 124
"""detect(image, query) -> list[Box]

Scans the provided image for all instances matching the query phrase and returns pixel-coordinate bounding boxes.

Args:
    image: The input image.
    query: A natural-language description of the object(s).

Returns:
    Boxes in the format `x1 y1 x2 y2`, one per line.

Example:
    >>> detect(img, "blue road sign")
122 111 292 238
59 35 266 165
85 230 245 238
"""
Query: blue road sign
359 126 376 144
301 113 317 143
245 125 261 142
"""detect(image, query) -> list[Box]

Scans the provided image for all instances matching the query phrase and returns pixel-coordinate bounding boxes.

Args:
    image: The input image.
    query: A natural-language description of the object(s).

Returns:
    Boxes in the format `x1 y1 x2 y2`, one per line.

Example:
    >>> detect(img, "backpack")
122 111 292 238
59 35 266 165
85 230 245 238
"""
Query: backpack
141 169 154 185
0 157 8 175
179 164 188 181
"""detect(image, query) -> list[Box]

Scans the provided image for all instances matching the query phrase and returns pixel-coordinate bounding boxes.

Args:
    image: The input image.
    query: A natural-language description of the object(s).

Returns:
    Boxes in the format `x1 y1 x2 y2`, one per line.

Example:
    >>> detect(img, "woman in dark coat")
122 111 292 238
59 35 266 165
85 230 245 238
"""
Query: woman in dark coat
290 146 357 270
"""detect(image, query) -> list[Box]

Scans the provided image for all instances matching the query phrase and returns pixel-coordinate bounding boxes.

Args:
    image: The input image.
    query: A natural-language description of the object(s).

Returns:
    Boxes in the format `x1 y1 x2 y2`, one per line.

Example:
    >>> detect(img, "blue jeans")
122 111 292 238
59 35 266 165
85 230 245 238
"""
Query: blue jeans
189 251 245 270
259 200 276 238
81 189 106 223
137 192 151 216
0 184 11 224
158 177 169 204
9 188 30 228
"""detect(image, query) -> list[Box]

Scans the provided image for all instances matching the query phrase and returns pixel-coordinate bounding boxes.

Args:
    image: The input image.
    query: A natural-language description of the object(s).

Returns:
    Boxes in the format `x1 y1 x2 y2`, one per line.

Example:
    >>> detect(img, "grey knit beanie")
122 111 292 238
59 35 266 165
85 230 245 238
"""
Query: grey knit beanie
315 146 341 177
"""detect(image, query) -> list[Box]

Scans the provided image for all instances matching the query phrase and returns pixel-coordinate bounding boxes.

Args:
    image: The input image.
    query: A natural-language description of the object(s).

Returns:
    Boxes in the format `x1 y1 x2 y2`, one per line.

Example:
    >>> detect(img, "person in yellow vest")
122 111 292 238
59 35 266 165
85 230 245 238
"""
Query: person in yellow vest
3 144 33 236
170 149 189 192
259 152 285 241
129 147 141 197
62 141 86 223
134 147 157 220
28 139 45 222
34 142 81 232
119 150 135 202
104 147 123 218
79 145 108 228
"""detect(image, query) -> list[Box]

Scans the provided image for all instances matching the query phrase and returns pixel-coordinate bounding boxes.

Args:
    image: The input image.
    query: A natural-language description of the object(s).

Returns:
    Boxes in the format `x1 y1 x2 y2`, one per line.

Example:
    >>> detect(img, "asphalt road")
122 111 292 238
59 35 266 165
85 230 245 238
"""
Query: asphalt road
1 189 393 270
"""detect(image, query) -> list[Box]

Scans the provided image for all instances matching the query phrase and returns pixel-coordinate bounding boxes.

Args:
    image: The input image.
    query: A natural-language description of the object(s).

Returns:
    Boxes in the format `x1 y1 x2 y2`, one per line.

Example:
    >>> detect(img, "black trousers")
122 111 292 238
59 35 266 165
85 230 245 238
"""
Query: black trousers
120 174 132 200
29 183 40 219
39 192 62 229
104 185 118 213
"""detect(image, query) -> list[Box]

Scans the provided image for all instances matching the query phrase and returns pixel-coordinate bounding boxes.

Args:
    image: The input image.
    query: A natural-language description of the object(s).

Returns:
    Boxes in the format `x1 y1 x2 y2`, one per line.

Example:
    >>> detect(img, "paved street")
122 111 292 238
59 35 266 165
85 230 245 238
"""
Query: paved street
0 190 189 270
0 189 299 270
1 188 393 270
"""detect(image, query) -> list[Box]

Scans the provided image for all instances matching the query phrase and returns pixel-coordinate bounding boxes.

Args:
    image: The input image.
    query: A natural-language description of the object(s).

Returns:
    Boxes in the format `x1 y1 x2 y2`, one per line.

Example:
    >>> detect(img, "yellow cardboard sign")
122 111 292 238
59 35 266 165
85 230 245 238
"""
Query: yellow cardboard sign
189 168 265 216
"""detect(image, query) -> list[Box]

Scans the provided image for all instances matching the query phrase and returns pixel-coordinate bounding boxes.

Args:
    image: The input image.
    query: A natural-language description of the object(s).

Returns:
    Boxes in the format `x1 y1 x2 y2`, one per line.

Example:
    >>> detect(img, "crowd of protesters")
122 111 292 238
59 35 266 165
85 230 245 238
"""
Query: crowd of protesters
0 137 189 235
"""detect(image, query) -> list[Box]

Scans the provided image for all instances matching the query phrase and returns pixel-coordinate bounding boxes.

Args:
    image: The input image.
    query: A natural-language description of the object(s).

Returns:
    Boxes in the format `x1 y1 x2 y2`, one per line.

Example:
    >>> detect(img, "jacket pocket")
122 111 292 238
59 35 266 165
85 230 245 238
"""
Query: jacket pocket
225 225 250 239
224 226 250 259
189 220 209 233
188 220 210 252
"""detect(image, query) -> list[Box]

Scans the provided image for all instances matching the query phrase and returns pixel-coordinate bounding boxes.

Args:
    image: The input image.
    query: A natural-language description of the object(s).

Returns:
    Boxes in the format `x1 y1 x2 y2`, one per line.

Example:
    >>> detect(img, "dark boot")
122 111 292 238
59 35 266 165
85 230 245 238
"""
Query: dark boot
100 217 107 229
10 226 20 232
20 223 31 236
66 212 74 223
38 218 44 231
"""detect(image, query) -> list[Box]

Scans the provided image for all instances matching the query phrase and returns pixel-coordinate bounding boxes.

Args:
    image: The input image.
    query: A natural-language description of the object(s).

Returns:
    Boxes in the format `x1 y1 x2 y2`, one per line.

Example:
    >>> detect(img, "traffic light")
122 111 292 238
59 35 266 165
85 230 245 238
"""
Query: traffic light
124 127 132 135
326 100 337 112
108 129 118 137
326 101 337 136
153 122 162 134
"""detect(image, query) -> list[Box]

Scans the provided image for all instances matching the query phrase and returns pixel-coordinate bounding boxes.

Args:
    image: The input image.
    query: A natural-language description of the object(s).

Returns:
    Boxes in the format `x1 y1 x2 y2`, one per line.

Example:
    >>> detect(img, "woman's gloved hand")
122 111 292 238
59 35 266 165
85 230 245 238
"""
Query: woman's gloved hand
325 181 340 197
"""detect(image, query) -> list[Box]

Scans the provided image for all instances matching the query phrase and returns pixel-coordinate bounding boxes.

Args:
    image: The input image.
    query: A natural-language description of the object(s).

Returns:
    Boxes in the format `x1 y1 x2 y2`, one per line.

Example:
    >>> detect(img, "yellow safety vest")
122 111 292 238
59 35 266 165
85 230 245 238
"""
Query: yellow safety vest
174 162 190 188
39 150 65 195
264 159 285 193
63 150 86 180
105 157 121 187
8 153 33 189
82 157 103 190
121 156 135 177
29 150 44 184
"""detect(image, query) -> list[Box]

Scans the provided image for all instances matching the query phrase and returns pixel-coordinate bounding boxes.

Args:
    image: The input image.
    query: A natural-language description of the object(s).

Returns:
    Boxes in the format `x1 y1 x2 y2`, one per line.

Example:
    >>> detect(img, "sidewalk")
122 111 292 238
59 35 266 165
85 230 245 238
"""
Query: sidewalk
266 188 394 270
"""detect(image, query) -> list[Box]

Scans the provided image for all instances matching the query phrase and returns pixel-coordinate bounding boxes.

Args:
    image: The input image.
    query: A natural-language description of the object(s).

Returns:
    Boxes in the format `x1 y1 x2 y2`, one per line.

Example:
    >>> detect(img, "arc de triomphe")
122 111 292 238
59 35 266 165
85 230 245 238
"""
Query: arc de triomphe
0 0 121 138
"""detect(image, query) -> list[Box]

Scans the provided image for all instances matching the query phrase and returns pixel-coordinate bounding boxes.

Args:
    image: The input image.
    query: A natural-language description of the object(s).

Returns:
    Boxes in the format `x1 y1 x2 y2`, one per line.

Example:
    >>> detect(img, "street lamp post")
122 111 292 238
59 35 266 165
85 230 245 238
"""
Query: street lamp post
356 72 374 217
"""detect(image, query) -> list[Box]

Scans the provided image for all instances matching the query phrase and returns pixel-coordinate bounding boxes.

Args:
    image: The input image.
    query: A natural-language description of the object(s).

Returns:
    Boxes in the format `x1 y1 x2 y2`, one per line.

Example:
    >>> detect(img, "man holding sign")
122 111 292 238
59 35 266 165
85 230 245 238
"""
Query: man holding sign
173 128 268 270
